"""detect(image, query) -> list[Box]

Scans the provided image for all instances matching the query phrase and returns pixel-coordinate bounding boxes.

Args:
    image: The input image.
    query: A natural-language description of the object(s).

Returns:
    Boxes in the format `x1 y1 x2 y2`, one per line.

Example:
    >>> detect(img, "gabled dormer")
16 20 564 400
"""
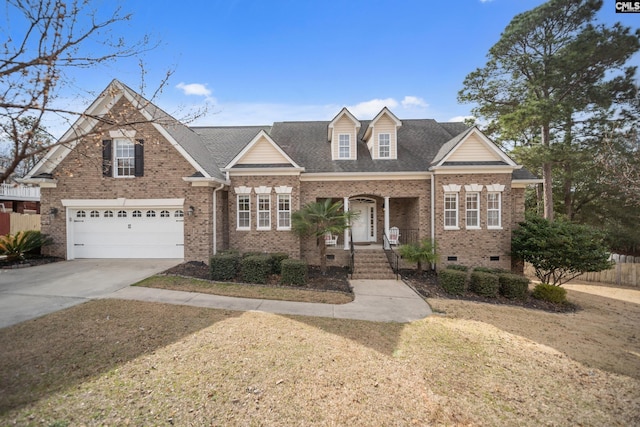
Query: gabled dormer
363 107 402 160
224 129 303 172
328 108 360 160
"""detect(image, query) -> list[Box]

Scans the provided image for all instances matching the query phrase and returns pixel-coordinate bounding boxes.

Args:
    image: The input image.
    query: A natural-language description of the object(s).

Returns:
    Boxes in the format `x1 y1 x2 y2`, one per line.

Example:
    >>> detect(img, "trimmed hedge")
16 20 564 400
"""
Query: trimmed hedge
498 273 529 300
210 252 241 281
281 259 308 286
439 269 467 295
473 266 509 274
532 283 567 304
270 252 289 274
470 270 500 298
446 264 469 272
241 255 272 284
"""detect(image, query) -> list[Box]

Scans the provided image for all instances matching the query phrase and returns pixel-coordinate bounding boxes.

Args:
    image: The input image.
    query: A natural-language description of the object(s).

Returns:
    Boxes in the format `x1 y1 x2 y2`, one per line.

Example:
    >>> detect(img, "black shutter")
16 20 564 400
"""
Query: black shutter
134 139 144 177
102 140 112 177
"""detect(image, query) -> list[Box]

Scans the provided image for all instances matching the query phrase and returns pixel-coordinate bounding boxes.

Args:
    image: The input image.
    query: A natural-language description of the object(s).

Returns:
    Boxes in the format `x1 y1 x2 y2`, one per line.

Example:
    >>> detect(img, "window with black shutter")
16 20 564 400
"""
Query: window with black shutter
103 138 144 177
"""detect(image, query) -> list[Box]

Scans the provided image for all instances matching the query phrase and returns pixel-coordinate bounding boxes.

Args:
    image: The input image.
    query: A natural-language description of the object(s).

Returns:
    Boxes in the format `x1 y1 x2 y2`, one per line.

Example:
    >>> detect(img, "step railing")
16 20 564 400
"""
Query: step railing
383 232 400 280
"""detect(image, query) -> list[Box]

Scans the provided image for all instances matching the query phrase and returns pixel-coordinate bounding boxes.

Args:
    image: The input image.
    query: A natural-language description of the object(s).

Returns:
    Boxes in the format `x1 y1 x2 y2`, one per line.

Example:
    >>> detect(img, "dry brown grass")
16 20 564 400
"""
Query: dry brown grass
0 288 638 426
134 275 353 304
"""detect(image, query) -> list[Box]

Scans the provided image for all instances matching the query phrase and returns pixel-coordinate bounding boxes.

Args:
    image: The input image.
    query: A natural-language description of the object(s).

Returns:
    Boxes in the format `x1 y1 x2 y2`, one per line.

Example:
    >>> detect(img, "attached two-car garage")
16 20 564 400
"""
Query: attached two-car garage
63 199 185 259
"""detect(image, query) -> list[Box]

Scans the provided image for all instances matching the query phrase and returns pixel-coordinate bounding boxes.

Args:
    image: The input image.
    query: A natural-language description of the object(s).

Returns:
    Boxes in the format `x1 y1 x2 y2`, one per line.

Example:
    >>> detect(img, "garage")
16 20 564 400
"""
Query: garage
63 199 185 259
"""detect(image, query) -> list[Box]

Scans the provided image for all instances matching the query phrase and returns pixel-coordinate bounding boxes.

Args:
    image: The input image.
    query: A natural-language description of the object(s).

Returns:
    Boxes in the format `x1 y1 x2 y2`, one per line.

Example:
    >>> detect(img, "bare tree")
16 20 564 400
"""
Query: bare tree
0 0 205 183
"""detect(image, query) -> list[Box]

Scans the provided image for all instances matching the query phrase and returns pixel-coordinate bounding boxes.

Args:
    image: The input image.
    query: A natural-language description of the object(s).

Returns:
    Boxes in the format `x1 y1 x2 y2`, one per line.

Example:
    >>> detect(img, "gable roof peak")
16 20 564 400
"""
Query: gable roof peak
327 107 361 141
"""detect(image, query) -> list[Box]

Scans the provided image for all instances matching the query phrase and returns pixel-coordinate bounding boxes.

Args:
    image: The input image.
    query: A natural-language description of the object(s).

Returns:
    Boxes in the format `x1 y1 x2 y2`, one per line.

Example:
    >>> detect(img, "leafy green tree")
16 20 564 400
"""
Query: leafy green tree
291 199 357 274
511 216 613 286
398 239 438 274
459 0 640 221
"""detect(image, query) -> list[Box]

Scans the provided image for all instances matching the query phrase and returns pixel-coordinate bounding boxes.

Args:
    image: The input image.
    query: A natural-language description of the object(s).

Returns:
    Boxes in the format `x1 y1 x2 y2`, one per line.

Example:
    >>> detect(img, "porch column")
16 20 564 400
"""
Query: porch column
343 196 350 250
384 196 390 250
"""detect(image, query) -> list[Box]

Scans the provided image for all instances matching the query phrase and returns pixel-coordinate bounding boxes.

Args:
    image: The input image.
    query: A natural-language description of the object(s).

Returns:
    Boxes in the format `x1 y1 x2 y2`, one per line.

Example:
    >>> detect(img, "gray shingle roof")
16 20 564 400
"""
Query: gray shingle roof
118 81 227 180
190 119 481 174
191 126 272 168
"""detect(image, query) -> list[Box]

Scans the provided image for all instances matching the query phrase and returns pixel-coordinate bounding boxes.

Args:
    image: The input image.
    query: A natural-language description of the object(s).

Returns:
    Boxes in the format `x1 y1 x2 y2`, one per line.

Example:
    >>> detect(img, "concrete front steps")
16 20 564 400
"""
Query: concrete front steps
351 248 396 280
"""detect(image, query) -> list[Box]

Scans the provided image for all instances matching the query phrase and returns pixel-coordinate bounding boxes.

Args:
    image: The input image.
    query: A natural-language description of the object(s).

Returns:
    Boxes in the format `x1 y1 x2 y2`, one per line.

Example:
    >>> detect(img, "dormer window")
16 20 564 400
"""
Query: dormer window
364 107 401 160
338 134 351 159
379 133 390 158
328 108 360 160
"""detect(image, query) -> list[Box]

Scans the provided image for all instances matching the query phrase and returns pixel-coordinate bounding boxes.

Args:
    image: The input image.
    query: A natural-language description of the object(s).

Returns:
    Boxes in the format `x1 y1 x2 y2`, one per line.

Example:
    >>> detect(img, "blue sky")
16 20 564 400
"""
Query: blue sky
13 0 640 133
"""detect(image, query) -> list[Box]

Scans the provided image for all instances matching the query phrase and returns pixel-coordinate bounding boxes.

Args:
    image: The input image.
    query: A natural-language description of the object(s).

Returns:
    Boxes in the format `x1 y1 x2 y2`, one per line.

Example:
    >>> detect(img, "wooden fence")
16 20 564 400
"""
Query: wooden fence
0 212 41 235
525 254 639 288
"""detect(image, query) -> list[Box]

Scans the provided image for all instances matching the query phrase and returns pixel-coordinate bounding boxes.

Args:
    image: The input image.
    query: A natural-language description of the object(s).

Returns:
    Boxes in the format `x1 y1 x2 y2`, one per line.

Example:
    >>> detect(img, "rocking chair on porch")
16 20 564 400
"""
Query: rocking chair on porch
388 227 400 246
324 232 339 246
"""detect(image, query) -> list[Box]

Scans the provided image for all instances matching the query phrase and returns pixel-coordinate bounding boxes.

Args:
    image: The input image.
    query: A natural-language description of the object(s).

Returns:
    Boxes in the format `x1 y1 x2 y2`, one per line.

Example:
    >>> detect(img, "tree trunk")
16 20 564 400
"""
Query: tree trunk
319 236 327 274
541 124 554 221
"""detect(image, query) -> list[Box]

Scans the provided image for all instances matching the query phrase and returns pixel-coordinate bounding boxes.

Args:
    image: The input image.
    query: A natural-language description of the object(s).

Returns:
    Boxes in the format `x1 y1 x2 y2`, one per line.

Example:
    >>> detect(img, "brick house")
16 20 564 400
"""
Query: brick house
22 80 540 271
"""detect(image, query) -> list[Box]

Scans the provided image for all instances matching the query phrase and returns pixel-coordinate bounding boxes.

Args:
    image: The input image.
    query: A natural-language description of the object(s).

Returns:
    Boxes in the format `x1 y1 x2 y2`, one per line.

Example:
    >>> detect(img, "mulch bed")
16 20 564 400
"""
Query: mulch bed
0 255 63 269
163 261 352 294
401 269 579 313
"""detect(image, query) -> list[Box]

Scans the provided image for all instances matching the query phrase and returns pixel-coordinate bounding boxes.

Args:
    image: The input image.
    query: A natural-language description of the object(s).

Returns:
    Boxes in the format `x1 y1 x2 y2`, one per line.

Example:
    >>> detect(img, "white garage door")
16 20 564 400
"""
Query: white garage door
71 208 184 258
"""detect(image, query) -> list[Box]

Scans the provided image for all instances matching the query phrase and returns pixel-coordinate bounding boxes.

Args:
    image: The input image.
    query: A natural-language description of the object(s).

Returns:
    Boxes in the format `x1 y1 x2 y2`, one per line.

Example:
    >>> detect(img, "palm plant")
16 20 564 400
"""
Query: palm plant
291 199 358 274
399 238 438 274
0 230 53 262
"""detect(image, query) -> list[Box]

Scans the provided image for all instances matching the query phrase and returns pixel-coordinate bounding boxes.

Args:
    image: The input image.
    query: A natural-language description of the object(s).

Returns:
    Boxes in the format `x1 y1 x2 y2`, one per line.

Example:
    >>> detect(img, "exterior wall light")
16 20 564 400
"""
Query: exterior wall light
188 206 195 216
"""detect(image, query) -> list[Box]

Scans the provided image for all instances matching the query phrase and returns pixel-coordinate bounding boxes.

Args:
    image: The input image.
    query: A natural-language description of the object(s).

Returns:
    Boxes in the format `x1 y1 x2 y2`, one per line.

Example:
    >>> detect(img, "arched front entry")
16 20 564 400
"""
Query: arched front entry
349 197 377 243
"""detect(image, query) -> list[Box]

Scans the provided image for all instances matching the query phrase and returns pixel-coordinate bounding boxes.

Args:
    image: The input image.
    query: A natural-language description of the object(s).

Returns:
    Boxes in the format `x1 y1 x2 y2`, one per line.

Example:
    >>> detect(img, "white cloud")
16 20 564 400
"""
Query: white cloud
448 115 475 123
176 82 212 97
401 96 428 109
347 98 399 119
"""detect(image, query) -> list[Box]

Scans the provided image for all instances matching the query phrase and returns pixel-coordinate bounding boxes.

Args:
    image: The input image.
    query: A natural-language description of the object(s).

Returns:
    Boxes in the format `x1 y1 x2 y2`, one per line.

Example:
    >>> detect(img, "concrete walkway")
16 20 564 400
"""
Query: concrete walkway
108 279 432 323
0 259 432 328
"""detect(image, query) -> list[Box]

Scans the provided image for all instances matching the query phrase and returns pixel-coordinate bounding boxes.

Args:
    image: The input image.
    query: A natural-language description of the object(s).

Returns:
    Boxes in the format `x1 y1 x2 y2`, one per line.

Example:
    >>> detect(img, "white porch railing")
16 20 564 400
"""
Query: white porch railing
0 183 41 201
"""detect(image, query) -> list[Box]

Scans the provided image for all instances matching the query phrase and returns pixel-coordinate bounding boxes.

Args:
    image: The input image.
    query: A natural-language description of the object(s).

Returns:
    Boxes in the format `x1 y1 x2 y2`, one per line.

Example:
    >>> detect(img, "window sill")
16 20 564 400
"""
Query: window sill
257 227 271 231
277 227 291 231
444 226 460 230
487 226 503 230
466 226 481 230
236 227 250 231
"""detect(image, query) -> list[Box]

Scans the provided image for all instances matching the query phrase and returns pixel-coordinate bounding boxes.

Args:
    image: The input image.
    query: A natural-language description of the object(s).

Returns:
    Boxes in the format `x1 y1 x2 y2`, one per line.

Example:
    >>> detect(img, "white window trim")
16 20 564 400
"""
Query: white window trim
338 134 351 159
444 192 459 230
487 192 502 229
465 192 480 229
114 138 135 178
237 194 251 230
378 133 390 158
257 193 271 230
277 193 291 230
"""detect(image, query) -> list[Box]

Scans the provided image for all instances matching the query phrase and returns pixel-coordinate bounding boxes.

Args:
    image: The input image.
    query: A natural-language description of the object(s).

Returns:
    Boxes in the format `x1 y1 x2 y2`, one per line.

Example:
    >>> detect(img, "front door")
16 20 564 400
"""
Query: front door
350 198 376 243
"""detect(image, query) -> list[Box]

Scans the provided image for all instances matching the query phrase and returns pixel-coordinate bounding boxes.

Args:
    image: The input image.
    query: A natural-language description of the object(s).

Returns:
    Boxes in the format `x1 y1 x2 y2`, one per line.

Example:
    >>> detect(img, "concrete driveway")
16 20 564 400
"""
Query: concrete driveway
0 259 181 329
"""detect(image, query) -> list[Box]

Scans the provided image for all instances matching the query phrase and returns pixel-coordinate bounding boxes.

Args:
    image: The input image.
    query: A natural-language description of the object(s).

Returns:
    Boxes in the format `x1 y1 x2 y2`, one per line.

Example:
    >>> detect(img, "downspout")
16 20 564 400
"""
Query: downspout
212 183 225 256
430 173 436 270
430 172 435 242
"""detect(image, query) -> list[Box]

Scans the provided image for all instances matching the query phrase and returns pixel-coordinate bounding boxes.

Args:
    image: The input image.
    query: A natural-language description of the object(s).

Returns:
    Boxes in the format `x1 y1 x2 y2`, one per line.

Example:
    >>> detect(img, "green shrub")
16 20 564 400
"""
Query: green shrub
270 252 289 274
473 266 508 274
446 264 468 272
0 230 53 262
439 269 467 295
470 271 500 297
240 255 272 284
281 259 308 286
498 273 530 299
242 251 265 258
209 252 241 281
532 283 567 304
